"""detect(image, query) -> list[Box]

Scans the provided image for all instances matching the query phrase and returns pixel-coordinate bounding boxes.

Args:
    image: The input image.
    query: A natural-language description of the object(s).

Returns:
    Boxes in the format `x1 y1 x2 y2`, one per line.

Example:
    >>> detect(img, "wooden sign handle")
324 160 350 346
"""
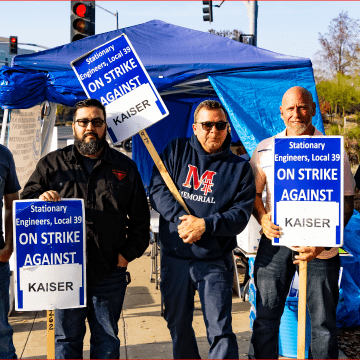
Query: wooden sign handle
47 310 55 359
139 129 190 215
297 260 307 359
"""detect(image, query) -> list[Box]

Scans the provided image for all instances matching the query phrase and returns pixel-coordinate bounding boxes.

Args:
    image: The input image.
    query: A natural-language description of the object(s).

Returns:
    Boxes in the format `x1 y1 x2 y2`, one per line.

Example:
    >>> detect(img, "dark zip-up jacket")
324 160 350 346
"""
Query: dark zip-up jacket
149 134 256 260
21 143 150 288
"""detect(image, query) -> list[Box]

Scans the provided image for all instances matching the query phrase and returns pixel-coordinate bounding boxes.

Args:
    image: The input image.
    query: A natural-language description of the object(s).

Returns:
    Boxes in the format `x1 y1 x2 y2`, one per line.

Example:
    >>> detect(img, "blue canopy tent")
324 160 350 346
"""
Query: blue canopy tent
2 20 360 331
0 20 323 188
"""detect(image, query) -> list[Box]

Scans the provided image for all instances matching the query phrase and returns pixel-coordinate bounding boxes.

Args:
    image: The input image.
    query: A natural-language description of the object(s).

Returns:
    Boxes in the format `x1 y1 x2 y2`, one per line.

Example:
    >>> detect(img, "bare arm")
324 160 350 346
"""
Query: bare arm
253 193 281 239
0 192 19 262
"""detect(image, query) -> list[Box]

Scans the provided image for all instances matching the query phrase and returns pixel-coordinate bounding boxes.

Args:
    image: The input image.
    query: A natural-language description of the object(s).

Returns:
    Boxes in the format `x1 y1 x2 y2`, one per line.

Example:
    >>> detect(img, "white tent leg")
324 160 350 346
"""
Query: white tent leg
0 109 9 146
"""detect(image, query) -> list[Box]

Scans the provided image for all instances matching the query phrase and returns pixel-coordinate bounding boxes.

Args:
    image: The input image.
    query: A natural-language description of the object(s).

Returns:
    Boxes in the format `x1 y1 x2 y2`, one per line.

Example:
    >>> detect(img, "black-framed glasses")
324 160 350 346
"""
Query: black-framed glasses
197 121 228 131
75 119 105 128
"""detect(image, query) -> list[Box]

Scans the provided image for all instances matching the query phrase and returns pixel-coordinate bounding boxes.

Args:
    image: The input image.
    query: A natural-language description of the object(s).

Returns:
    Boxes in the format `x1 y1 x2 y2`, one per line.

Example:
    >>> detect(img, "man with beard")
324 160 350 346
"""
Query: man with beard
21 98 150 359
248 86 354 359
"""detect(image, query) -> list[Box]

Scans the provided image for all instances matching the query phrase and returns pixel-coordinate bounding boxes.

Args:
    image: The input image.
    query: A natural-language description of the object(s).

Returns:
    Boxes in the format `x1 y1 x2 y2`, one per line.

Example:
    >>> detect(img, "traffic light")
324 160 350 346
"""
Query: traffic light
203 1 213 23
71 1 95 42
9 36 18 55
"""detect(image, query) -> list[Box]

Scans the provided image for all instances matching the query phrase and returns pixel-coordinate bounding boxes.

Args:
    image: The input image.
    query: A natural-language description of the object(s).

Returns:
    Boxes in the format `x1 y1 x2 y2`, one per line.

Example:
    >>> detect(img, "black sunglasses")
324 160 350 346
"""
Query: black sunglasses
75 119 105 128
197 121 228 131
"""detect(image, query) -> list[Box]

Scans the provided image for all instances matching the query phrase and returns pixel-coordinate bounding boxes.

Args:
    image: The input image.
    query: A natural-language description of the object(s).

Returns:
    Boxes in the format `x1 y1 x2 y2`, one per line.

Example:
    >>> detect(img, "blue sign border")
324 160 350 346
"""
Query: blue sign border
272 136 343 247
71 34 169 144
14 199 86 310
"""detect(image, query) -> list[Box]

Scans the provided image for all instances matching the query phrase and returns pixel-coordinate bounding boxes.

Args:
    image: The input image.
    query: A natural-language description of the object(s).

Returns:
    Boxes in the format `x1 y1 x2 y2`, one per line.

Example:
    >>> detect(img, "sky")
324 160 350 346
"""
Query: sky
1 1 360 62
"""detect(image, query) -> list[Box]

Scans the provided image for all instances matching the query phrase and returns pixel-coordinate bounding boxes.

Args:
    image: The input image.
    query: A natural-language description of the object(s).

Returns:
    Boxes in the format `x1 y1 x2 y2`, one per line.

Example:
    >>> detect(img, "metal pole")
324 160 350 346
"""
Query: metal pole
0 109 9 146
242 0 258 46
95 4 118 31
0 41 49 50
249 1 258 46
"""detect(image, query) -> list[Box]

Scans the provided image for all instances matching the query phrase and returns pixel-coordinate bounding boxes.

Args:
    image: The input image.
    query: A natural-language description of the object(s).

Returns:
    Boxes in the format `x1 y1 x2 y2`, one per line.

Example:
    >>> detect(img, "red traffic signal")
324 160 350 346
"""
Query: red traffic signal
71 1 95 42
9 36 18 55
74 3 88 17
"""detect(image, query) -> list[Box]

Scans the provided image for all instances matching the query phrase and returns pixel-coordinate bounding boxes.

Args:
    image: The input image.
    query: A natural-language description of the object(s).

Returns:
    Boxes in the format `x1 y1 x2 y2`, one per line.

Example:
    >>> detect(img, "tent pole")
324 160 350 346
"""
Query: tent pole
0 109 9 146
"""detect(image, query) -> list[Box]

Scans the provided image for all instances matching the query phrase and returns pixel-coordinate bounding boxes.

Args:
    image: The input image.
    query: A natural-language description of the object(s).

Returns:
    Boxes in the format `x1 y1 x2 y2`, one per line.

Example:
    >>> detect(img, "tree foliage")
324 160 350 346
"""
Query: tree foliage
56 104 74 123
317 73 360 116
208 29 244 42
317 11 360 76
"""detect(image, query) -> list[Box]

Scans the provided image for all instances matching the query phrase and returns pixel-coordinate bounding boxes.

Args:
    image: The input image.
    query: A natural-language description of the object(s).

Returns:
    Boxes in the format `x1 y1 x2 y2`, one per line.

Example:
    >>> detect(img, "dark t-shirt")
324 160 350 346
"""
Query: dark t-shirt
80 155 98 177
355 165 360 190
0 145 21 249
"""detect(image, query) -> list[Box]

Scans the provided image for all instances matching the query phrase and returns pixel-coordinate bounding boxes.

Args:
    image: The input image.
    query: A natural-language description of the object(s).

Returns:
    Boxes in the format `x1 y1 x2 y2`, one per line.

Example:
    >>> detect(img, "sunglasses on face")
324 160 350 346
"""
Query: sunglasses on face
75 119 105 128
197 121 228 131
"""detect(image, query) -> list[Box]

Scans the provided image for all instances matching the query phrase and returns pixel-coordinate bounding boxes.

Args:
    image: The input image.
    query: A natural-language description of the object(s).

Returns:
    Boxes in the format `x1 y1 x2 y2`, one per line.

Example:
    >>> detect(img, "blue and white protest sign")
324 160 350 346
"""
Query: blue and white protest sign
71 34 169 145
272 136 343 247
14 199 86 311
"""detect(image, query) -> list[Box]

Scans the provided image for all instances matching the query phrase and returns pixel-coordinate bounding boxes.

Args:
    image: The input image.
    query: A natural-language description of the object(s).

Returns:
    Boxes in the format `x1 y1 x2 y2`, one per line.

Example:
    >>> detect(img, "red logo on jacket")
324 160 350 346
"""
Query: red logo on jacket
182 165 216 196
112 170 127 181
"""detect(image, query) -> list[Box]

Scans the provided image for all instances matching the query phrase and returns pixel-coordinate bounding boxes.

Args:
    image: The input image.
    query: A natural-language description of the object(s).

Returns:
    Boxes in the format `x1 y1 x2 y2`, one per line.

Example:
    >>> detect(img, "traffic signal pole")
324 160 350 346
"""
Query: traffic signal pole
95 3 118 30
0 41 49 50
242 1 258 46
202 1 258 46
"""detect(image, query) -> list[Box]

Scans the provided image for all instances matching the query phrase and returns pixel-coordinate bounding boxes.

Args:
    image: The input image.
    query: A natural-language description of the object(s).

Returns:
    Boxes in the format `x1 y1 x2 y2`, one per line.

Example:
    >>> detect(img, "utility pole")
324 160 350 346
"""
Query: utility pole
242 1 258 46
207 1 258 45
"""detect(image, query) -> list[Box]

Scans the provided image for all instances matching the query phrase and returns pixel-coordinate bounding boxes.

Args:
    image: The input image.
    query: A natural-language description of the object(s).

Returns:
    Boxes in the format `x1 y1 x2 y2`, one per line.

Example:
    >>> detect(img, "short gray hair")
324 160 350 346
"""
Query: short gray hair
194 100 227 123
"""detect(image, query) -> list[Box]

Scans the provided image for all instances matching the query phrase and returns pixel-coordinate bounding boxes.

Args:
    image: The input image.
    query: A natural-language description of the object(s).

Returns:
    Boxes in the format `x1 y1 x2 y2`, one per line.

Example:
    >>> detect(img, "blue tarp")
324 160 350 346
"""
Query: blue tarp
133 93 248 189
337 210 360 328
0 20 311 109
134 65 322 187
209 67 324 156
0 20 318 187
133 98 193 193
